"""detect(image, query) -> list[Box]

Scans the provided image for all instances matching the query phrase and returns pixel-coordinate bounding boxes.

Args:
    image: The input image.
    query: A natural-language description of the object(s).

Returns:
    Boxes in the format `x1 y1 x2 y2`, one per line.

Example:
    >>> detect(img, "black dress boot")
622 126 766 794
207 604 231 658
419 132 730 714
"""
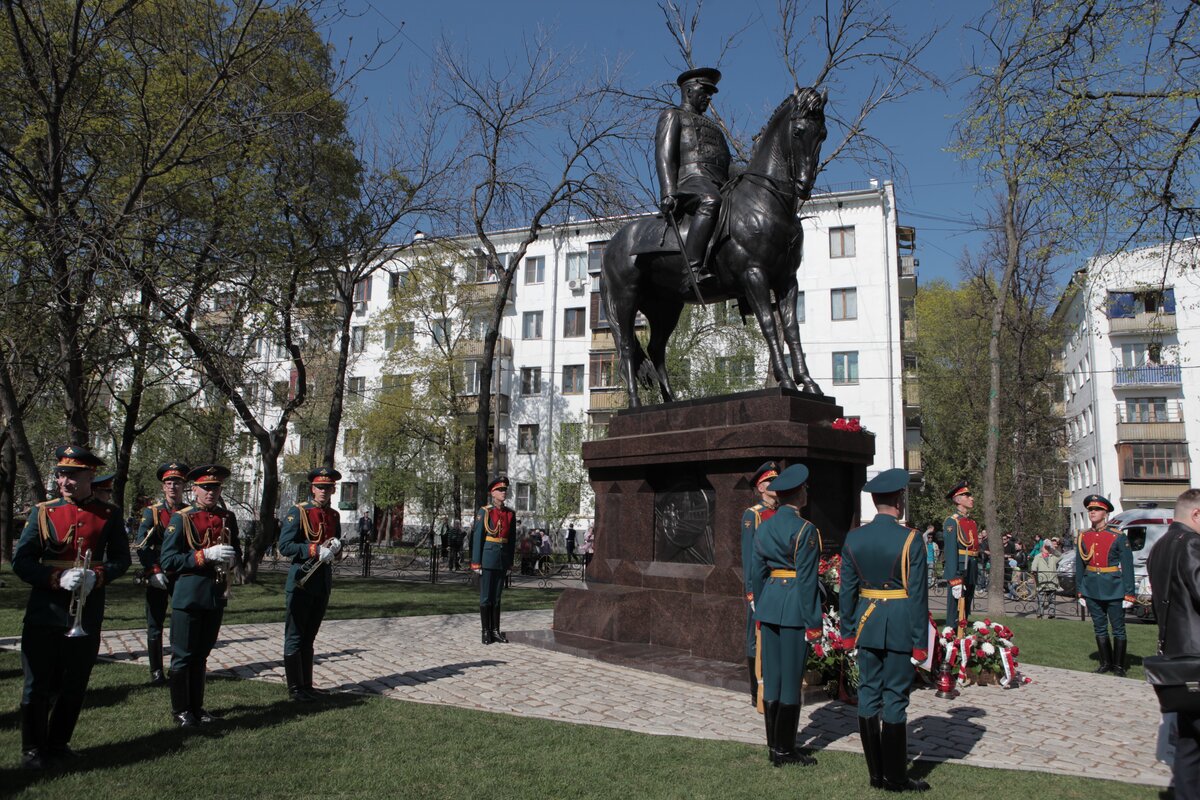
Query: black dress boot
763 701 778 763
480 605 494 645
20 702 48 770
149 636 167 686
881 721 929 792
682 209 718 288
1094 635 1113 674
859 714 884 788
191 663 221 723
747 657 759 707
491 605 508 643
772 704 816 767
1112 638 1128 677
302 644 326 696
284 652 312 702
170 669 197 728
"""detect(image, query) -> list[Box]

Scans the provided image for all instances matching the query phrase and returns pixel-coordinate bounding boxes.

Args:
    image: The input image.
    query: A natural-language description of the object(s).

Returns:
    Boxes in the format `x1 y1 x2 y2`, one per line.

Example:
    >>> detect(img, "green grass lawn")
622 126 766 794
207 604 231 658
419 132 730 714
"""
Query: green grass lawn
0 653 1157 800
999 614 1159 681
0 569 561 638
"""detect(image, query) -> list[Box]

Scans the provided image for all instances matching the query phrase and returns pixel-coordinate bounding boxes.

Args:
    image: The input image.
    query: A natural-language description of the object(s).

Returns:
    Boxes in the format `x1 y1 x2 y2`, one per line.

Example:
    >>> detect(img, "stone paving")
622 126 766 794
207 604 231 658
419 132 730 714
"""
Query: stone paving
1 610 1170 787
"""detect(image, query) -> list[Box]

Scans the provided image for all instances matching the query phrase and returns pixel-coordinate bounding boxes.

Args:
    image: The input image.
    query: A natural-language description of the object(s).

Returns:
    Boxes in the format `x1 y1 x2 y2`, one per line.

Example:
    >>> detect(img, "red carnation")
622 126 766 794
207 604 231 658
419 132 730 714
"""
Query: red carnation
975 649 985 659
1011 646 1019 656
813 644 825 658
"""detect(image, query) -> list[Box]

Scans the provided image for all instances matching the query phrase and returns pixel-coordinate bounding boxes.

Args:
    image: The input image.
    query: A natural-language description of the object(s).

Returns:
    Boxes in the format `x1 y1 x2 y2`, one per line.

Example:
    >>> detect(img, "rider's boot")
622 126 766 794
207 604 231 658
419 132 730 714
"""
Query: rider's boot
683 207 718 290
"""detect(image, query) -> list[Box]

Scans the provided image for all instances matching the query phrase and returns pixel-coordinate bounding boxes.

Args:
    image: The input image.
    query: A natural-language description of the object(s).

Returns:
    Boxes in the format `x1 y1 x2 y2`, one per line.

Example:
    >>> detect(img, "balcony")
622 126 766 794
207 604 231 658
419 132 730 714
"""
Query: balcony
905 448 922 472
898 255 917 298
588 387 628 411
1116 401 1186 441
903 382 920 407
1108 312 1176 335
902 319 916 341
591 329 616 351
459 280 515 306
1114 364 1181 387
458 336 513 359
454 392 510 417
1120 481 1191 503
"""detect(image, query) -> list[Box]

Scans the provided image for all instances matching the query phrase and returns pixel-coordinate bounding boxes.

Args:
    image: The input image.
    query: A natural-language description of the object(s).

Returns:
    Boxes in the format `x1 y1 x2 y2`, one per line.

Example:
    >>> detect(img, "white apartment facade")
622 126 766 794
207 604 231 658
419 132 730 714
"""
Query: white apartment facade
233 181 921 530
1058 240 1200 530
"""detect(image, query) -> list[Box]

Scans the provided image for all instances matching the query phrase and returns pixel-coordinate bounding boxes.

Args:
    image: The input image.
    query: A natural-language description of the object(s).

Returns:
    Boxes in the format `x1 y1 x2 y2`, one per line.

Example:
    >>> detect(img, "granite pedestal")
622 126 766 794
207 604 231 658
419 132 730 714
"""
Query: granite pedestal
552 387 875 664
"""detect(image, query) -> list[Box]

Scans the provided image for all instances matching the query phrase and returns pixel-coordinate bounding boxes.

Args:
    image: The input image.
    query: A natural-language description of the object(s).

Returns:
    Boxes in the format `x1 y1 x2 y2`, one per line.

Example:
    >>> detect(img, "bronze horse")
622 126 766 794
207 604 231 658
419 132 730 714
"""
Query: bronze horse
601 87 828 406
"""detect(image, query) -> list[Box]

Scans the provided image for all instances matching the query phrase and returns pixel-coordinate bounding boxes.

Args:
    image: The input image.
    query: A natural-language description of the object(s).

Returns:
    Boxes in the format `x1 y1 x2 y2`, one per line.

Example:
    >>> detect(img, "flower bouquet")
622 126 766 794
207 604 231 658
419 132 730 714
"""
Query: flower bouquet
940 619 1032 688
831 417 862 432
807 610 859 702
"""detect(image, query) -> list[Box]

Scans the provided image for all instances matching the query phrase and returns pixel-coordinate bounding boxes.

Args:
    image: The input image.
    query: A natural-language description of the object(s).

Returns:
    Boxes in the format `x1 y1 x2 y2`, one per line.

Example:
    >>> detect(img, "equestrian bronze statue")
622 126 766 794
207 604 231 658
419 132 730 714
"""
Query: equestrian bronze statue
602 85 828 407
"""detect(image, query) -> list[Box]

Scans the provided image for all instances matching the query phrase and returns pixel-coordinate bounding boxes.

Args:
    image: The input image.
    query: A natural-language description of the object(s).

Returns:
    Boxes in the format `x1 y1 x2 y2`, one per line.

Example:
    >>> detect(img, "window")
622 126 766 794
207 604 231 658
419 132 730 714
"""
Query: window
237 433 255 458
518 424 539 453
522 311 543 340
272 380 289 403
833 351 859 385
384 321 414 350
520 367 542 395
831 288 857 321
566 251 587 281
343 428 361 457
353 278 371 304
562 364 584 394
558 482 581 514
431 318 450 347
348 376 366 401
587 241 607 275
1120 443 1190 480
460 361 481 394
468 314 488 340
351 326 367 353
389 271 407 296
515 482 536 512
560 421 583 443
716 356 754 388
830 226 856 258
563 308 586 337
523 256 545 284
1107 288 1176 318
590 353 617 388
471 252 509 282
340 482 359 508
796 291 805 324
1125 397 1169 423
225 480 249 505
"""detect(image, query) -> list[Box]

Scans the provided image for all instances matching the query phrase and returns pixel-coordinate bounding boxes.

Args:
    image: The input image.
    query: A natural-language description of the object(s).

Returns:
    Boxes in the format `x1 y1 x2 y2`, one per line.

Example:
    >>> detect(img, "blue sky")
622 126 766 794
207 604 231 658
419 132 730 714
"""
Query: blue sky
322 1 990 285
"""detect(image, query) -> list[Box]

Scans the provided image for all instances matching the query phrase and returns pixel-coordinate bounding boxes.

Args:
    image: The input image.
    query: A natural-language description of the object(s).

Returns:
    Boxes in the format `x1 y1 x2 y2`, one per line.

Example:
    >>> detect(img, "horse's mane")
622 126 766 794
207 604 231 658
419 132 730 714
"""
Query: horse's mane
751 86 823 145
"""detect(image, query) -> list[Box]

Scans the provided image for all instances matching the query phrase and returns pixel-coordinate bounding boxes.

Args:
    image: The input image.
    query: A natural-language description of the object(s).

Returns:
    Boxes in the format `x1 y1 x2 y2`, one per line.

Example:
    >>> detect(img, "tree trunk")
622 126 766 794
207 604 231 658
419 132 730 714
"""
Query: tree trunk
0 437 15 563
985 173 1022 618
322 300 355 466
244 439 284 583
0 349 45 504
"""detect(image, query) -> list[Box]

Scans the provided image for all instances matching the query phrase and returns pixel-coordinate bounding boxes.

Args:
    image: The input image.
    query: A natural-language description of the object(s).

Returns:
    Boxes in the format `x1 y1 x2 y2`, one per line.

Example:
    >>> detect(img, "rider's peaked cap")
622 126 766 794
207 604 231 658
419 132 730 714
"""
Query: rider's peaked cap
676 67 721 92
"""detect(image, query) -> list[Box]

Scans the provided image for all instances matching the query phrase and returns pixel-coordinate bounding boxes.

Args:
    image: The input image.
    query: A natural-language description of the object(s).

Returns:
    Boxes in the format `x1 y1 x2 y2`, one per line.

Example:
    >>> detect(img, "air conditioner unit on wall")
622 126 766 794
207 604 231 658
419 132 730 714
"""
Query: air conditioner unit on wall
567 278 584 291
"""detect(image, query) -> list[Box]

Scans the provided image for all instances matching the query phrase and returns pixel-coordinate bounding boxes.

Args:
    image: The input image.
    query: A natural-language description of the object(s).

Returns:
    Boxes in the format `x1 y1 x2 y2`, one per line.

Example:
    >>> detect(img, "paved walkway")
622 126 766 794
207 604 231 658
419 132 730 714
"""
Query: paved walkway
2 610 1169 787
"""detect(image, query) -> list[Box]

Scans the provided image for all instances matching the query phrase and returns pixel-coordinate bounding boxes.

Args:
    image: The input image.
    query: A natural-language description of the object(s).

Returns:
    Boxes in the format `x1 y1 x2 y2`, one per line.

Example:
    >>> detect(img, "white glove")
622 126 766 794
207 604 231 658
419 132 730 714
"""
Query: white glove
1078 597 1087 609
1122 599 1133 610
848 649 858 659
59 568 85 591
910 657 921 666
80 570 97 597
327 538 343 557
750 600 756 612
203 544 235 563
150 573 170 591
473 567 482 575
951 584 963 599
318 545 333 562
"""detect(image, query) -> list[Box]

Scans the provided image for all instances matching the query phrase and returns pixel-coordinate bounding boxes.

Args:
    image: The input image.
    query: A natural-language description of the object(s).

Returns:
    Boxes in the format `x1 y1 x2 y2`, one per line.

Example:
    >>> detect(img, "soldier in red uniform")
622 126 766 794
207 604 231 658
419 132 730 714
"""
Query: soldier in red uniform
741 460 779 707
470 476 517 644
942 481 980 631
278 466 344 701
160 464 241 727
1074 494 1135 675
13 445 131 769
134 462 190 686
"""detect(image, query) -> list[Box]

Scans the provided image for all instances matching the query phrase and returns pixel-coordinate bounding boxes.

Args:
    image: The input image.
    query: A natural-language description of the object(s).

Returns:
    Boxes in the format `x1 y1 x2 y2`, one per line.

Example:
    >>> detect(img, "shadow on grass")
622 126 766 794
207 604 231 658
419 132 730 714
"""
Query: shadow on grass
0 675 369 794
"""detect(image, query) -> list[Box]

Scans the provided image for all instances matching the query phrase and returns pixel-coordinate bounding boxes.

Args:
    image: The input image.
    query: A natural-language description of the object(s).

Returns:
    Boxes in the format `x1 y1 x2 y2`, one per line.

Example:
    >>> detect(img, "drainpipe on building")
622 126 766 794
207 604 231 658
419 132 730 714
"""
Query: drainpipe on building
880 180 897 469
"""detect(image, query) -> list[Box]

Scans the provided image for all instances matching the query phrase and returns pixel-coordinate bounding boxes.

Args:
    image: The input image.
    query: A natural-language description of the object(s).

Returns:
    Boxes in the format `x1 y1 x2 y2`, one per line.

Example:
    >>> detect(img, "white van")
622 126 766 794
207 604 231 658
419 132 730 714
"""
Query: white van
1108 504 1173 621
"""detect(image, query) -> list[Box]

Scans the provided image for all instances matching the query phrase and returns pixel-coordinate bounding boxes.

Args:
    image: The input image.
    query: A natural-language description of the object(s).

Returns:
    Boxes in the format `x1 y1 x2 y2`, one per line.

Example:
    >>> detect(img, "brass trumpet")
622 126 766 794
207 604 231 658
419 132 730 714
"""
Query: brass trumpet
65 548 92 638
297 539 341 588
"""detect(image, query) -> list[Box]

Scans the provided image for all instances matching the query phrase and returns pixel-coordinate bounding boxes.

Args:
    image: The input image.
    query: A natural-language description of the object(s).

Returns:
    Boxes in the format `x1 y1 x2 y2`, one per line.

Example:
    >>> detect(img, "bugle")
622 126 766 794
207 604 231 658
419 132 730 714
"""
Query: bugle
296 552 329 588
65 548 92 638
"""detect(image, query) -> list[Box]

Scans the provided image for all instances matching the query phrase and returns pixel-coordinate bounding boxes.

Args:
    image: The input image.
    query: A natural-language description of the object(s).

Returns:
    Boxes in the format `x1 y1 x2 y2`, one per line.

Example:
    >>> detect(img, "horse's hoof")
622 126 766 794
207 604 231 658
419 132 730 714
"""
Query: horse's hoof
801 380 823 396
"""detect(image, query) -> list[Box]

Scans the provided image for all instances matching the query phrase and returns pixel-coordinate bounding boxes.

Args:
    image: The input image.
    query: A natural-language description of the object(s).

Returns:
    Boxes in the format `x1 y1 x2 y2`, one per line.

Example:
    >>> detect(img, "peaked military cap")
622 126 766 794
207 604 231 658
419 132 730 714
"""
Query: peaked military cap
752 461 780 487
188 464 230 486
488 475 510 492
676 67 721 92
157 462 190 482
309 466 341 486
54 444 105 472
769 463 809 493
946 481 972 502
92 473 115 490
1083 494 1114 513
863 468 909 494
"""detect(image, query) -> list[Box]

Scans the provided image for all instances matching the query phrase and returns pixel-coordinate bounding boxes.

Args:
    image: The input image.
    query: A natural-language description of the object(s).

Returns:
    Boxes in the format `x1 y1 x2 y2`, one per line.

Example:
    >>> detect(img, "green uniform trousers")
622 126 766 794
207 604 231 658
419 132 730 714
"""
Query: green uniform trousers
169 607 223 672
1085 597 1127 640
284 586 329 658
479 568 505 608
856 646 915 724
760 623 808 705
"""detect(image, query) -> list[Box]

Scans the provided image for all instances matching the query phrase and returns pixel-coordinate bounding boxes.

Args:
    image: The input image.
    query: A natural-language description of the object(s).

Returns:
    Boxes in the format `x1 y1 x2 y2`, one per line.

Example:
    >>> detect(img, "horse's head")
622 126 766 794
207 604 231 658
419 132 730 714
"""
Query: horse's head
790 87 827 200
749 87 827 201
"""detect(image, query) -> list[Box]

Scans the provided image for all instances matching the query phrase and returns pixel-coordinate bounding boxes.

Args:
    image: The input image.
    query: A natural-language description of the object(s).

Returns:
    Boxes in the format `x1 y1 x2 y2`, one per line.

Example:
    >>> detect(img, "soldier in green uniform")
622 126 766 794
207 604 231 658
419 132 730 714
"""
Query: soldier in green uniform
839 468 930 792
279 466 344 701
741 460 779 707
470 476 516 645
160 464 241 727
751 463 823 768
942 481 980 631
1074 494 1135 676
13 445 131 769
91 473 115 505
135 462 190 686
